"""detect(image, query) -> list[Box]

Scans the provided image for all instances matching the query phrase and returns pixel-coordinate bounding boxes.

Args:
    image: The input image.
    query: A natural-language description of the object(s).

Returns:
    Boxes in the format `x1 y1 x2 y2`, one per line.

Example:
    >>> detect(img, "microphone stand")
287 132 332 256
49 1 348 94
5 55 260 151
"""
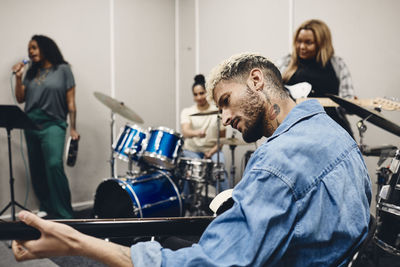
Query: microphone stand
0 105 39 221
110 112 116 178
0 128 27 221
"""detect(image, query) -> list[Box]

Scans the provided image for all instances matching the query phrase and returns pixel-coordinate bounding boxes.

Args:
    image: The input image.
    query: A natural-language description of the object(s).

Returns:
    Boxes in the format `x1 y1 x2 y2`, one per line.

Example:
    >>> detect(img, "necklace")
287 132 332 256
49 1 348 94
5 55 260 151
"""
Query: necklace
35 68 50 85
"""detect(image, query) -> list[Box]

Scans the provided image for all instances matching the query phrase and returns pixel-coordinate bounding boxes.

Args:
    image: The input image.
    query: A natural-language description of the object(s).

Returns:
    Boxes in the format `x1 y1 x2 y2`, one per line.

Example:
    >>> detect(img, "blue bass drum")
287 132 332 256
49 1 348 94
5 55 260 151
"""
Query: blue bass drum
142 126 183 170
94 171 183 218
112 124 146 162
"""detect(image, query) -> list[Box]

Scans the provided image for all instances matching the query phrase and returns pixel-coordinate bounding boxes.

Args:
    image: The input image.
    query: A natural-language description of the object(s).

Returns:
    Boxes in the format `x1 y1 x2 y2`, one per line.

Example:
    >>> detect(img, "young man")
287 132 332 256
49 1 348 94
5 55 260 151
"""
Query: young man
12 53 371 266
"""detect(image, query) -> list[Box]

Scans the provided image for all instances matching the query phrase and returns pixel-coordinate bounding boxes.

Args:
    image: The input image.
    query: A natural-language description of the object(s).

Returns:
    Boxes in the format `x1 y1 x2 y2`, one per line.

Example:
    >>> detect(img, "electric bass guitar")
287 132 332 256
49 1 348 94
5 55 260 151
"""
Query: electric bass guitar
295 97 400 111
0 190 234 241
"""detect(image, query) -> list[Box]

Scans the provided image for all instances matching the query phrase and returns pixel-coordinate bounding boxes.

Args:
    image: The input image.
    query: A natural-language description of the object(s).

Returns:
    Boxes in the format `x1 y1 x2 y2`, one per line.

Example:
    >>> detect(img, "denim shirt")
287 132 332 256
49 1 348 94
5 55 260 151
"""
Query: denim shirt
130 100 372 267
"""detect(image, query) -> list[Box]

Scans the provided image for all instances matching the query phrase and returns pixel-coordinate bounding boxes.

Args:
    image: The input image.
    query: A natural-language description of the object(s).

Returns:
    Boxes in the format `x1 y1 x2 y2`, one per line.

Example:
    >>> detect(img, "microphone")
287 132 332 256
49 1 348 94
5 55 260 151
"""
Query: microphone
12 59 30 74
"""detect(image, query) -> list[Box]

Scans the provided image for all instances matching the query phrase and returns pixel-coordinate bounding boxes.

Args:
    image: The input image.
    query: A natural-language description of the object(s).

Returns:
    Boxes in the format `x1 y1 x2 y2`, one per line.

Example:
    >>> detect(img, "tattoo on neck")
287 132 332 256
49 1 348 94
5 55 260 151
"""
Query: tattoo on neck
273 104 280 116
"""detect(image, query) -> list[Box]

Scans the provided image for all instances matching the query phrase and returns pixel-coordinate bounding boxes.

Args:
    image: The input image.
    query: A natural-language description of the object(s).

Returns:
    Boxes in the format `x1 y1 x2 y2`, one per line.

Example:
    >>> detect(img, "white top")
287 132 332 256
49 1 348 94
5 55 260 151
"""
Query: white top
180 104 224 153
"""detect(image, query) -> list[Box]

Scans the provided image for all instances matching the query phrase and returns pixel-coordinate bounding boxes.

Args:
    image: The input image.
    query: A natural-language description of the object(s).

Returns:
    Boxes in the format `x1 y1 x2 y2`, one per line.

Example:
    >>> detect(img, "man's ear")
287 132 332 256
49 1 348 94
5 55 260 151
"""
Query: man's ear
246 68 264 91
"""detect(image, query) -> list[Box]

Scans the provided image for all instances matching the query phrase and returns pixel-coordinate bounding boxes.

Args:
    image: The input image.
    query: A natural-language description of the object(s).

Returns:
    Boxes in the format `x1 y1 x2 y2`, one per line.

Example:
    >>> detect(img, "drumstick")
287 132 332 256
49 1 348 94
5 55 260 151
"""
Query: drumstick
201 117 212 136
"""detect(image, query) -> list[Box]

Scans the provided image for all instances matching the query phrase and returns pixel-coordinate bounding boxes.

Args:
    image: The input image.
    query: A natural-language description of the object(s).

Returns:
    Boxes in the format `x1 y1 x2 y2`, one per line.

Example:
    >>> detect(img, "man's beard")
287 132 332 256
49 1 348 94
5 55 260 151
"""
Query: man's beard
240 86 265 143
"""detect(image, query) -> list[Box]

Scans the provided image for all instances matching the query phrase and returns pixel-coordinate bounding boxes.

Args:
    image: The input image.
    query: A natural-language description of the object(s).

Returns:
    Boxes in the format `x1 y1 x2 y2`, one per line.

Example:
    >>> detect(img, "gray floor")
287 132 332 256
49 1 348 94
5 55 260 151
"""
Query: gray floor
0 240 108 267
0 241 58 267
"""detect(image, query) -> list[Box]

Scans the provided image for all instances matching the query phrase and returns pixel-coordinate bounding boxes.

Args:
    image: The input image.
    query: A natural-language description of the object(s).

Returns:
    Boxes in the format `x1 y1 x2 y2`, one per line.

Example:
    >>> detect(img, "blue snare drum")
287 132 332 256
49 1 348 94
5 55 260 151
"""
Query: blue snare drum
94 171 183 218
142 126 183 170
112 124 146 161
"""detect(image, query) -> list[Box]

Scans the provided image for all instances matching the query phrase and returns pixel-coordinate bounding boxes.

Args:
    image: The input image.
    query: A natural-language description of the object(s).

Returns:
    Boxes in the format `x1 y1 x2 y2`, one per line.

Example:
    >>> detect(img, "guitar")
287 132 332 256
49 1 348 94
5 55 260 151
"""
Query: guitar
0 216 214 241
0 190 236 241
295 97 400 111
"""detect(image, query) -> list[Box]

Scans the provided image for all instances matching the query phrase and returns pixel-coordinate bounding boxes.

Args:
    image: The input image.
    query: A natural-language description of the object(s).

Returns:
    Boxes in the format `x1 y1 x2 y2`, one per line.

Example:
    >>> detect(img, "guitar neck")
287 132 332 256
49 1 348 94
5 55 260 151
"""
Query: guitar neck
0 216 214 240
296 97 400 111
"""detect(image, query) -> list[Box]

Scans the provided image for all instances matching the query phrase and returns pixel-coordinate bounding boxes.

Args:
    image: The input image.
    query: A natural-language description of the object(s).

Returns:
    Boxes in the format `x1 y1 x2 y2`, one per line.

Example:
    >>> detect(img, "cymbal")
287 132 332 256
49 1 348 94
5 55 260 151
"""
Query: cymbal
328 94 400 137
213 137 248 146
94 92 144 123
190 110 219 116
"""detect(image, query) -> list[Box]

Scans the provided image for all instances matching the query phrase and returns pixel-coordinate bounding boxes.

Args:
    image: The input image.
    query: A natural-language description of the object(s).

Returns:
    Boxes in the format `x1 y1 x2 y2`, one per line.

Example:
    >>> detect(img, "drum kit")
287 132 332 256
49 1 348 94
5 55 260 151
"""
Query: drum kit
92 92 235 219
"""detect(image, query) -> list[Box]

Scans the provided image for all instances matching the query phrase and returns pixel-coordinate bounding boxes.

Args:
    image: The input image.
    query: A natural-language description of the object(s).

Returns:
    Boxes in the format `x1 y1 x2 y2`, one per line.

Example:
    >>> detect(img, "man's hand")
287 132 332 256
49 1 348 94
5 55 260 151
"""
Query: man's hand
12 210 134 266
12 210 81 261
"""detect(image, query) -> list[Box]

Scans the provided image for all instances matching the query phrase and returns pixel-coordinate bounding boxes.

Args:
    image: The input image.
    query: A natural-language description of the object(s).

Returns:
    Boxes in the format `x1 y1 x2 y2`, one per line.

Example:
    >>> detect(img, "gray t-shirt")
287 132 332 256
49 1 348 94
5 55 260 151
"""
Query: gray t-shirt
23 64 75 121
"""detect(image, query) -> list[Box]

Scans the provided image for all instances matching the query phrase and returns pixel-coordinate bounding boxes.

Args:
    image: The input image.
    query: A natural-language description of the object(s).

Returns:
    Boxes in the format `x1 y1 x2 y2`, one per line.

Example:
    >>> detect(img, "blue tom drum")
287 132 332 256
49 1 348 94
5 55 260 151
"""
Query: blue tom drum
142 126 183 170
112 124 146 162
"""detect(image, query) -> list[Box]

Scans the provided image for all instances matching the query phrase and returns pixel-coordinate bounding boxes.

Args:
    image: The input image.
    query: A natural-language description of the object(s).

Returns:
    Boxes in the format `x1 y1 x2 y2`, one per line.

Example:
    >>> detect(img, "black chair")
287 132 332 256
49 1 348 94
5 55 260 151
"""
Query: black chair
346 214 377 267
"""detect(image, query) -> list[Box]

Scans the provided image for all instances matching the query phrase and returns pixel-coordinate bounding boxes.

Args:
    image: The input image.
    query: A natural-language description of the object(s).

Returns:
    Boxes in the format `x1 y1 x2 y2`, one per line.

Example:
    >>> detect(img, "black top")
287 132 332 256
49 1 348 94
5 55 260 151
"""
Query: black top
287 58 339 97
286 58 353 138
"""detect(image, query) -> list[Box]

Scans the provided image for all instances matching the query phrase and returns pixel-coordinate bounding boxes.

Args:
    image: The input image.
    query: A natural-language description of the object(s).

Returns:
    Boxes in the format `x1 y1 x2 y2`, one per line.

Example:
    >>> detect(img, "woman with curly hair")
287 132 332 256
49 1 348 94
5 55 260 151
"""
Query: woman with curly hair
12 35 79 219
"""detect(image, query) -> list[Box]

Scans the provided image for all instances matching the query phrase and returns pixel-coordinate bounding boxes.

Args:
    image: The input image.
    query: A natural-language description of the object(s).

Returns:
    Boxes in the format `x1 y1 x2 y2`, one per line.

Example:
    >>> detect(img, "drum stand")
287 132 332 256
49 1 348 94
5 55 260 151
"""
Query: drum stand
228 131 238 188
110 112 116 178
214 115 231 192
187 115 224 216
189 181 210 216
357 118 385 217
215 115 222 194
375 167 391 217
126 151 142 177
356 119 368 152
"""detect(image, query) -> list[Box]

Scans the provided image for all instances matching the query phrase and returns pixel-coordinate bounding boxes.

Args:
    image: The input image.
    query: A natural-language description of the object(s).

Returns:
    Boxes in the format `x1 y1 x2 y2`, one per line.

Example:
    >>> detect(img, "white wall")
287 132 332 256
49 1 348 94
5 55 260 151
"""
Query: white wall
0 0 175 216
113 0 176 174
0 0 399 217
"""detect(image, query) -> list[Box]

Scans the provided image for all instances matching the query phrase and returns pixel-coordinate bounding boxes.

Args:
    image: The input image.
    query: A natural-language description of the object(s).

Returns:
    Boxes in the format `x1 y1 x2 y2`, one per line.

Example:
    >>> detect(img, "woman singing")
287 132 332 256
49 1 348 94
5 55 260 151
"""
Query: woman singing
12 35 79 219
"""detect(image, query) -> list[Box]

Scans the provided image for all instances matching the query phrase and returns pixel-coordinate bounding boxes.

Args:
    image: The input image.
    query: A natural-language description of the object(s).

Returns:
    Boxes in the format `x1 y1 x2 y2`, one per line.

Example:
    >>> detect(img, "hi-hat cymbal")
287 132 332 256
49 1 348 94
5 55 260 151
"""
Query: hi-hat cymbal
328 94 400 137
190 110 219 116
212 137 248 146
94 92 144 123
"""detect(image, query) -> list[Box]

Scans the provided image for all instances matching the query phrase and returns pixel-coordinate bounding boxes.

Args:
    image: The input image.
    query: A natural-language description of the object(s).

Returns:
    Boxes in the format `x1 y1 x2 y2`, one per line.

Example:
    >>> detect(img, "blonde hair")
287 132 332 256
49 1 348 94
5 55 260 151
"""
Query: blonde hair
282 19 335 83
206 52 286 103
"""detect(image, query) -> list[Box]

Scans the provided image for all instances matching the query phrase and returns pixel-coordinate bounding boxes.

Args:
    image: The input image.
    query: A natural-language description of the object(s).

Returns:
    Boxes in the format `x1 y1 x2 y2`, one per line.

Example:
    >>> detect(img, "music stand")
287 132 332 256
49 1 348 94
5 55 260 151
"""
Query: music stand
0 105 39 221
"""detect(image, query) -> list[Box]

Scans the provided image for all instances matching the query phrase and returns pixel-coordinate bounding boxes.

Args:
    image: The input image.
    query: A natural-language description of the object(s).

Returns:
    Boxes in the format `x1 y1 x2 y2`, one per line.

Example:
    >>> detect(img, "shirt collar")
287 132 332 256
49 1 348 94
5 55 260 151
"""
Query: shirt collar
267 99 325 142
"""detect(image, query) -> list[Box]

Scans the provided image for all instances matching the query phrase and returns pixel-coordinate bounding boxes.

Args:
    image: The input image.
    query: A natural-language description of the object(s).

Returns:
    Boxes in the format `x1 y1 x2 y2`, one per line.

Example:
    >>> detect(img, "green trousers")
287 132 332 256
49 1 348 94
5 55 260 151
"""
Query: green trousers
25 109 74 219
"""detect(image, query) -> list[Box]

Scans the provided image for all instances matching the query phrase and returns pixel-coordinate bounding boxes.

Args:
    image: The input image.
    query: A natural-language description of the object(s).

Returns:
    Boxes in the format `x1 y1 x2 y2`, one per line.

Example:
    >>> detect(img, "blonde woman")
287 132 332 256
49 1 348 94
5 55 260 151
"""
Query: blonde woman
277 19 355 137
